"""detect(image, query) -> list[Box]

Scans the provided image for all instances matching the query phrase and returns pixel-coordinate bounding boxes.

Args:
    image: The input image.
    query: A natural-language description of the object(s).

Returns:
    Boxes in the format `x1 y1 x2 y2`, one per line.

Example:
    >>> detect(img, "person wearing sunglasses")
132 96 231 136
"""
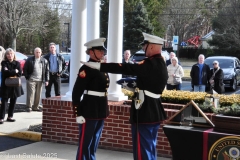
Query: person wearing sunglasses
209 60 225 94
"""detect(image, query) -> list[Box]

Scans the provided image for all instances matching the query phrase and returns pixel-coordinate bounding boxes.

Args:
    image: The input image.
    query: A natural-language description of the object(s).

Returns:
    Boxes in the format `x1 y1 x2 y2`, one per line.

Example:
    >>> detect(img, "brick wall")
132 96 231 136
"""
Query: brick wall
42 97 184 158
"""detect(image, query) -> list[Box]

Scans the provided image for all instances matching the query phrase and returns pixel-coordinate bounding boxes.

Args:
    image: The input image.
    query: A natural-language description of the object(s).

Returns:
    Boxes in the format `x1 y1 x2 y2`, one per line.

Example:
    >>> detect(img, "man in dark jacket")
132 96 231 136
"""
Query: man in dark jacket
166 52 181 66
190 54 210 92
23 47 49 112
72 38 109 160
43 42 65 98
122 50 134 78
81 32 168 160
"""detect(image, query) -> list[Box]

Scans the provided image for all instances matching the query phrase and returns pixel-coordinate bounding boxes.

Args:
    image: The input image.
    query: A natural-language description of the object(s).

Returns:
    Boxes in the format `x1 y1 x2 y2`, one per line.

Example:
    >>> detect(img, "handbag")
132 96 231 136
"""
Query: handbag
173 66 181 85
209 68 220 88
173 76 181 85
5 76 21 87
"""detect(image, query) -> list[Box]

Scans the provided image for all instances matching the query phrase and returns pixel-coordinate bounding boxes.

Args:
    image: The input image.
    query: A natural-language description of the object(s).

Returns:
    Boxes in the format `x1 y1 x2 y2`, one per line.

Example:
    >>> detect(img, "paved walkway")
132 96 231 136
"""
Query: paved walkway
0 112 172 160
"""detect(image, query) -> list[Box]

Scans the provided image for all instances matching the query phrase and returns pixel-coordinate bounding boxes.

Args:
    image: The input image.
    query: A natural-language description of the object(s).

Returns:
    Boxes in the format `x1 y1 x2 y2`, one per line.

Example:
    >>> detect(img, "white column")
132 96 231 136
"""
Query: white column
87 0 100 40
65 0 86 98
86 0 100 60
107 0 128 101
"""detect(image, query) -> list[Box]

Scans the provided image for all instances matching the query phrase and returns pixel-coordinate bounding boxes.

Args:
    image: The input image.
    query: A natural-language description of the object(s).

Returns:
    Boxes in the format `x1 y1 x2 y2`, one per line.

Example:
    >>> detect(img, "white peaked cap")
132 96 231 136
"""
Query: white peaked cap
84 38 107 50
142 32 166 45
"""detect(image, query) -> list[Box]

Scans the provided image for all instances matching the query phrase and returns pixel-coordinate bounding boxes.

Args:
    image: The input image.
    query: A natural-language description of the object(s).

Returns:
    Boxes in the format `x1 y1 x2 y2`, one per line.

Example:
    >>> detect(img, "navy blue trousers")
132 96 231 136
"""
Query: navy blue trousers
131 123 160 160
76 119 104 160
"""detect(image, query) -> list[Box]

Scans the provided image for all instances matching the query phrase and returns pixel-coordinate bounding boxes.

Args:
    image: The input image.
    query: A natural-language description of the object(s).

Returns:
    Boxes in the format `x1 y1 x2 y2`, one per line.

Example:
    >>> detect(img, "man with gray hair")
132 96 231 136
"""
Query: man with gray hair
23 47 49 112
166 52 181 66
190 54 210 92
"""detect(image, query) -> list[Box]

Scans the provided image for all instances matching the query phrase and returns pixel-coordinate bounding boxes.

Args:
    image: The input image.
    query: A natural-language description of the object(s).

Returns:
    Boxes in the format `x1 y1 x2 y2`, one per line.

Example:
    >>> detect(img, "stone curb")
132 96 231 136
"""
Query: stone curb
7 131 42 142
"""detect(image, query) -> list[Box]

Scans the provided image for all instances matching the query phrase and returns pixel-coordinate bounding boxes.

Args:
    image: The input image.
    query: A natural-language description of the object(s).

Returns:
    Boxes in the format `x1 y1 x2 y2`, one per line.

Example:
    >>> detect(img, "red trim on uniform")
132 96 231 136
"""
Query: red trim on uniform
78 123 86 160
138 60 144 65
137 132 142 160
202 128 213 160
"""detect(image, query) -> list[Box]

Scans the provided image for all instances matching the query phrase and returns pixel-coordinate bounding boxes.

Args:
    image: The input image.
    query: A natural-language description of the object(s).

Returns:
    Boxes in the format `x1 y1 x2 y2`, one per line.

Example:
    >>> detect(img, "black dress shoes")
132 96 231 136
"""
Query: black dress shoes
32 108 42 112
7 117 16 122
0 119 3 124
26 108 32 112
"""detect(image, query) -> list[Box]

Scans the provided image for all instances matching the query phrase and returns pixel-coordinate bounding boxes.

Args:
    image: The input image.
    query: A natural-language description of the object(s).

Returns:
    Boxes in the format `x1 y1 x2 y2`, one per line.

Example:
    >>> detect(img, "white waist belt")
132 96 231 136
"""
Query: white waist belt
141 90 160 98
84 90 107 97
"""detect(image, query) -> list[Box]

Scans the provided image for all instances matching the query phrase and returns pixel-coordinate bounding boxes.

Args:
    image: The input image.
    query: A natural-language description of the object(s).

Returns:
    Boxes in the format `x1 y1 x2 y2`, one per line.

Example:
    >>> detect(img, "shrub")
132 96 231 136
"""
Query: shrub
122 89 240 116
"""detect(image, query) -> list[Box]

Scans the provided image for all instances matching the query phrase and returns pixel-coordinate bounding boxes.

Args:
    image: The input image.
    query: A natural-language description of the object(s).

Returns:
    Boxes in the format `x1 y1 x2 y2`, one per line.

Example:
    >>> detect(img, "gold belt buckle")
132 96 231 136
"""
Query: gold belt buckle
135 87 139 93
135 99 141 104
105 92 108 96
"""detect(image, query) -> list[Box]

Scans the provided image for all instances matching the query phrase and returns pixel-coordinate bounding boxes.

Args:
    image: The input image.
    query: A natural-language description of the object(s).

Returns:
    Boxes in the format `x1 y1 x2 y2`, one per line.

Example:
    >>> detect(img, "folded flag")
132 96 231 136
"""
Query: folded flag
116 77 137 92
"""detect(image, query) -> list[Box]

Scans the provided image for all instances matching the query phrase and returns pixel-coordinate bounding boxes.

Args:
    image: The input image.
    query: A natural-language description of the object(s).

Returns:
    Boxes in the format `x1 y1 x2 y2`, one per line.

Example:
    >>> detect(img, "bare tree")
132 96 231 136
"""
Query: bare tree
0 0 70 52
160 0 223 47
0 0 37 50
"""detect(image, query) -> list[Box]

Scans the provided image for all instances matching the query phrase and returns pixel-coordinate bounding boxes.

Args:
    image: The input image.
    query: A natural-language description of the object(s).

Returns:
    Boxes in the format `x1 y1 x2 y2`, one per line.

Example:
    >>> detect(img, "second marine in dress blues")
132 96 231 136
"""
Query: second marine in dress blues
72 38 109 160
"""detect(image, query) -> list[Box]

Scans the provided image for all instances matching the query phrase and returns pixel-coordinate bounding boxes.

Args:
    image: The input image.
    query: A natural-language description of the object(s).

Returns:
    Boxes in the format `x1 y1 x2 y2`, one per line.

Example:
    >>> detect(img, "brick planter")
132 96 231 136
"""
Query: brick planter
41 97 184 158
42 97 240 158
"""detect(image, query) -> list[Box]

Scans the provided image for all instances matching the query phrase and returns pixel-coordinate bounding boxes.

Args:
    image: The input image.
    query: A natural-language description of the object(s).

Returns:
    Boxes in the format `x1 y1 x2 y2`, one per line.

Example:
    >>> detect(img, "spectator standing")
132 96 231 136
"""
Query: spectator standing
0 46 6 103
81 32 168 160
72 38 110 160
44 42 65 98
122 50 134 64
122 50 134 78
166 52 181 66
209 60 225 94
0 48 24 124
190 54 210 92
167 57 184 90
23 47 49 112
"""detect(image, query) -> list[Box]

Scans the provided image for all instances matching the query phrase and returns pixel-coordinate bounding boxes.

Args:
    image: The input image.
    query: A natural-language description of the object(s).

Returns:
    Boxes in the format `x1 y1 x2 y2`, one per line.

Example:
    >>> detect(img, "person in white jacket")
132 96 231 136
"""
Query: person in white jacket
167 57 184 90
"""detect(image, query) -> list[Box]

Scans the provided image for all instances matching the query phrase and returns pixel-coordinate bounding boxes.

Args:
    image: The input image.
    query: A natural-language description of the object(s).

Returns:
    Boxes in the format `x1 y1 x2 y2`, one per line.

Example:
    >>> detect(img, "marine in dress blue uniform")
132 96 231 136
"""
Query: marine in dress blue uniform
81 32 168 160
72 38 109 160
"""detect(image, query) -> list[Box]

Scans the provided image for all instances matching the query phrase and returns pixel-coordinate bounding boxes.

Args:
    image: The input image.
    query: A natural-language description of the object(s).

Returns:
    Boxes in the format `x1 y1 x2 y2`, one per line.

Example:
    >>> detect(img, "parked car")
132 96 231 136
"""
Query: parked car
60 52 71 82
61 52 70 65
204 56 240 91
15 52 28 71
131 49 169 63
131 50 145 63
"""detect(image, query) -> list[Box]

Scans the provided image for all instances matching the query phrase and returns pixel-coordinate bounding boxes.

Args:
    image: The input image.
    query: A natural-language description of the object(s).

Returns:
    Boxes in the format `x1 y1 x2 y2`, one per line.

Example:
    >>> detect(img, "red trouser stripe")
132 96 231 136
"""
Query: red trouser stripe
202 128 213 160
137 132 142 160
78 123 86 160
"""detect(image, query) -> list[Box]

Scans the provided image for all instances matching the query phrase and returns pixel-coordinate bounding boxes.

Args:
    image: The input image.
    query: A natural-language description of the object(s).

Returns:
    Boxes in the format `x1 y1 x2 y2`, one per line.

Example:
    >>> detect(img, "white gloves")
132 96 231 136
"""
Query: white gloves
135 90 144 109
80 61 100 70
76 116 86 124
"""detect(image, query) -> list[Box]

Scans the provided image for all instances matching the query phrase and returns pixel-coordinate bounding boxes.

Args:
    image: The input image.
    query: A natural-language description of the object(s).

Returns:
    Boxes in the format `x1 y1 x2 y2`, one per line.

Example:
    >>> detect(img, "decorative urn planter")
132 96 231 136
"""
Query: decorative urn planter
212 114 240 134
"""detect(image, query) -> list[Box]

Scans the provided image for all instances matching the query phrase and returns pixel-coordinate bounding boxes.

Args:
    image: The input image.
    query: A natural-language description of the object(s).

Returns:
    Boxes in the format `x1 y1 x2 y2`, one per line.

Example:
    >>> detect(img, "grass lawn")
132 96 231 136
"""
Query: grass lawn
184 69 190 78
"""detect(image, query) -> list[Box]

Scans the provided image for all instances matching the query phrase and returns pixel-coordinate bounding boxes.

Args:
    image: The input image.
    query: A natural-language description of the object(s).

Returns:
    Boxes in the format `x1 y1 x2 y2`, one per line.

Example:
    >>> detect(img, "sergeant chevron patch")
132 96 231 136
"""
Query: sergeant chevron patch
79 70 86 78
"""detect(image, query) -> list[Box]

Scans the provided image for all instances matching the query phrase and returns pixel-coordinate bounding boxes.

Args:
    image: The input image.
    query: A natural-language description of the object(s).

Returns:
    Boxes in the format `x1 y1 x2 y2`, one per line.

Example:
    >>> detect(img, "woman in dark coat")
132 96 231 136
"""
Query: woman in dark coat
0 48 24 124
209 60 225 94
